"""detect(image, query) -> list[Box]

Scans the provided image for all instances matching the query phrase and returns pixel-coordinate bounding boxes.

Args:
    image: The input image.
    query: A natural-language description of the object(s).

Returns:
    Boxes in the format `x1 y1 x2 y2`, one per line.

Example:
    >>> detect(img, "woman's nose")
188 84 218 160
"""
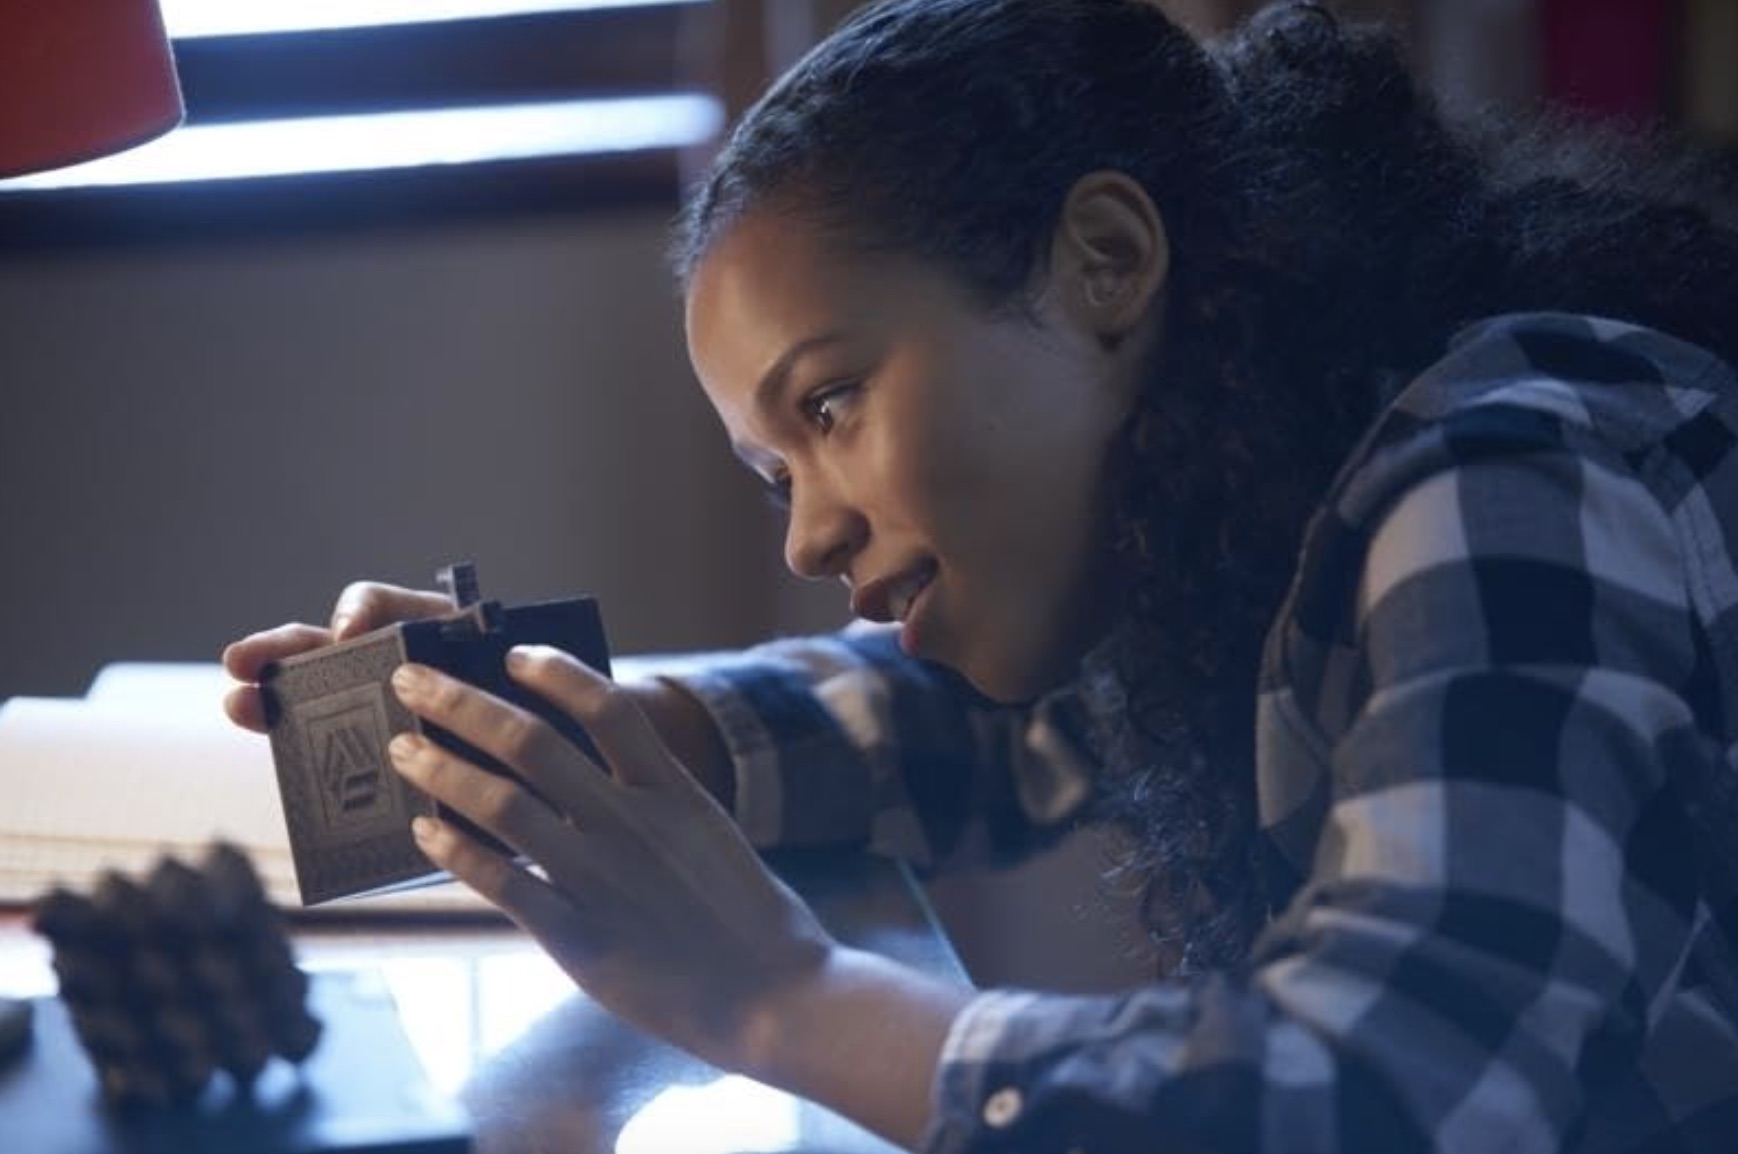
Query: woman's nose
783 474 865 580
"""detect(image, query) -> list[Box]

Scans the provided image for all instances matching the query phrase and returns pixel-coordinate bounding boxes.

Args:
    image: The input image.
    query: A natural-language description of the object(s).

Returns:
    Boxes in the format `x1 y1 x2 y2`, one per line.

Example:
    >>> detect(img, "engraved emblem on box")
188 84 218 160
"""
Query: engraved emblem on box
298 684 404 838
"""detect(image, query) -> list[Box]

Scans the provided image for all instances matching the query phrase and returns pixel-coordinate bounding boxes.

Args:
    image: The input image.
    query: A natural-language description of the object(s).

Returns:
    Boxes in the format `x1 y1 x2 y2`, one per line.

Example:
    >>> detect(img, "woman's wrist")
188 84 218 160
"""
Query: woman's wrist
732 944 975 1149
618 676 736 809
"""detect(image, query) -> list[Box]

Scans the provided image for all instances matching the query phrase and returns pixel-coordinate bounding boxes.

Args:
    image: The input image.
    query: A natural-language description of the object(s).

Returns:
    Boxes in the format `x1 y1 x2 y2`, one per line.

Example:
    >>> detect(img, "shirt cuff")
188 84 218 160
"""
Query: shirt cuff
656 655 878 850
922 989 1048 1154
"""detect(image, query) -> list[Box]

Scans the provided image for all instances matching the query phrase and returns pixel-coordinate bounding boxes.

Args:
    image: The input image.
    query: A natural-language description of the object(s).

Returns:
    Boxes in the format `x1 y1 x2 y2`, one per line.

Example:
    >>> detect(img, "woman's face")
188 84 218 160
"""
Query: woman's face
685 211 1146 703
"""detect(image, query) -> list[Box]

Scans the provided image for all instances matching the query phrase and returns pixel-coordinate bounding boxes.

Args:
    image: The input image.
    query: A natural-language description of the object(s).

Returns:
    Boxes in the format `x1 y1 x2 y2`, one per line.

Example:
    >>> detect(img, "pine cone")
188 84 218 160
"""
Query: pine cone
31 842 323 1109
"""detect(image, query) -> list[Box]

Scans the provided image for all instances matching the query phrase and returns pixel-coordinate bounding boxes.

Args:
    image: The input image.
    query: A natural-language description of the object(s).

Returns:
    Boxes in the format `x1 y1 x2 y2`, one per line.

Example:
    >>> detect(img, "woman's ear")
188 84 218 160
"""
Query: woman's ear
1049 170 1170 344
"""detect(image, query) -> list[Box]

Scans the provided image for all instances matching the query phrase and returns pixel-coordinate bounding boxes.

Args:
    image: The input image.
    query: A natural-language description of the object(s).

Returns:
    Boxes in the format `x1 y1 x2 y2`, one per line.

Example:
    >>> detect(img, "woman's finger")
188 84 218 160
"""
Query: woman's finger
223 684 268 733
222 623 334 733
408 813 592 952
220 623 333 683
330 582 453 640
389 730 575 860
504 646 678 789
389 665 606 819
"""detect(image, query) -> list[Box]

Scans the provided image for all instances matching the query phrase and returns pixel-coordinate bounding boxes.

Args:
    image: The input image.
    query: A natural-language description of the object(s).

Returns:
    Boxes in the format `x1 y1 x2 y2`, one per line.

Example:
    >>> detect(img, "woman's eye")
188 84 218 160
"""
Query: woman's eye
801 382 859 434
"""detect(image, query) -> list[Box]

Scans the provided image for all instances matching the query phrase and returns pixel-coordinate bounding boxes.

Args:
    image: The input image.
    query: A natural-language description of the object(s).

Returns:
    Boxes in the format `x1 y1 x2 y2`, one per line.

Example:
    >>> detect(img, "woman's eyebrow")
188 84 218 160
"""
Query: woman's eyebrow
753 332 848 415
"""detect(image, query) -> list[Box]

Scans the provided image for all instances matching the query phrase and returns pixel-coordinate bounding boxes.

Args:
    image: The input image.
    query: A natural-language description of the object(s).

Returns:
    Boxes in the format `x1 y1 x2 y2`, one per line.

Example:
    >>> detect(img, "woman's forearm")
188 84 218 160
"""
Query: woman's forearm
736 946 975 1152
620 676 972 1148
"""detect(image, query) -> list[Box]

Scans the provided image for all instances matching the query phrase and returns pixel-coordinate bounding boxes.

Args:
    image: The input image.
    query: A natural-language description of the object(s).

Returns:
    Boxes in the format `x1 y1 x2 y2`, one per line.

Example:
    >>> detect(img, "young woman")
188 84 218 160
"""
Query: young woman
223 1 1738 1149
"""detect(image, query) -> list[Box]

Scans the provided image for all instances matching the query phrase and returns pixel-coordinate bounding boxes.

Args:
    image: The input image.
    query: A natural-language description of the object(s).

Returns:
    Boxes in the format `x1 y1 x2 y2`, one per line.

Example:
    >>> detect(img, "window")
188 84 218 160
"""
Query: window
0 0 723 245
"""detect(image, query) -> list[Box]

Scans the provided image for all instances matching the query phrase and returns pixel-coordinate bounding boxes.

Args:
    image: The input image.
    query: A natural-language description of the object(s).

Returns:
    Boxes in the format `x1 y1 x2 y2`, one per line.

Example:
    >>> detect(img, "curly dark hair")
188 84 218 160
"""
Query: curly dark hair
670 0 1738 974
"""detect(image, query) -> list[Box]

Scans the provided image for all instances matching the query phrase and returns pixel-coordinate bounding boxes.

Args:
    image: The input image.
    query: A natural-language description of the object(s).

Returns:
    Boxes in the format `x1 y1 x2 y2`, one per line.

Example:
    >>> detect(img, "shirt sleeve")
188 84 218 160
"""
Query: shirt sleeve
922 408 1713 1154
646 623 1097 870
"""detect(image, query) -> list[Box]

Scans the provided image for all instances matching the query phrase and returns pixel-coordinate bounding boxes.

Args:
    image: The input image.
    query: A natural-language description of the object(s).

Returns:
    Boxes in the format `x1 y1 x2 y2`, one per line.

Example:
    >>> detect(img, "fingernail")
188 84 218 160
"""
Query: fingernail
411 815 439 842
506 645 534 671
388 732 419 762
392 663 429 699
331 613 352 637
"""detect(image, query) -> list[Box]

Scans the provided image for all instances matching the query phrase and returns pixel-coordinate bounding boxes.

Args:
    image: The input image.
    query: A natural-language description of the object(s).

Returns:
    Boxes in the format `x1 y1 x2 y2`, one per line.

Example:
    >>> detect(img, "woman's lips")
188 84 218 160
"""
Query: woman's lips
895 578 934 655
886 569 930 622
851 561 937 625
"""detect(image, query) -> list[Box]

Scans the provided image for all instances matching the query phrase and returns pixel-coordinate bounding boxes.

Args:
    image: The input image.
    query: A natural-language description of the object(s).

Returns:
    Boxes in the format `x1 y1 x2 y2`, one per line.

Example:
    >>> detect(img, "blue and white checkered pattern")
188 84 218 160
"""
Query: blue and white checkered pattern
668 313 1738 1153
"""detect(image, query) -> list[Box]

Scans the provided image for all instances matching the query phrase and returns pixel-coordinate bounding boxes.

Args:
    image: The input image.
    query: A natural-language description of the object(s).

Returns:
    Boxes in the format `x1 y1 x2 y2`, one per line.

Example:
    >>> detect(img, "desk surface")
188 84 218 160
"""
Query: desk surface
0 850 966 1154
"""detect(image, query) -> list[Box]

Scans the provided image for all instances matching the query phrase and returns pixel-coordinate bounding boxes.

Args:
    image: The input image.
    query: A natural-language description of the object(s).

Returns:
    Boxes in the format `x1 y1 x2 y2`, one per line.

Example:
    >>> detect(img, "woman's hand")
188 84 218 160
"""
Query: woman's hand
385 645 838 1071
220 581 453 732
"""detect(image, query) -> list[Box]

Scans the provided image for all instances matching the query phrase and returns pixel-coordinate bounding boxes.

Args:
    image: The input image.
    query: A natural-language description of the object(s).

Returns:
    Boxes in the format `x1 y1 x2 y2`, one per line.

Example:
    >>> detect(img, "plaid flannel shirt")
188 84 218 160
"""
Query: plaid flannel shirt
665 312 1738 1153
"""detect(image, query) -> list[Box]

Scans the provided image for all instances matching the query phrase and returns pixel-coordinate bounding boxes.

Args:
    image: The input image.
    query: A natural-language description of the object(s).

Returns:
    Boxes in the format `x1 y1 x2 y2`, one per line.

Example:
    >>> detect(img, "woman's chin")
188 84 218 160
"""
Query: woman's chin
954 650 1073 706
922 608 1091 704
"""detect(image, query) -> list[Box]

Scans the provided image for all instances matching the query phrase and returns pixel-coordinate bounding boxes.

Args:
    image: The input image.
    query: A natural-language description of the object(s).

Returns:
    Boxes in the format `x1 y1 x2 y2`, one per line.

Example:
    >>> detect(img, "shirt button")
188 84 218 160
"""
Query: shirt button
982 1086 1023 1128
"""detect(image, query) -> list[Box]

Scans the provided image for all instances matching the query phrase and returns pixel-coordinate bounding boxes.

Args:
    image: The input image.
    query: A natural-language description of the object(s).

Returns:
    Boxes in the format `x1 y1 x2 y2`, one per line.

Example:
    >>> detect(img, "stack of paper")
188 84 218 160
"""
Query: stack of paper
0 663 491 918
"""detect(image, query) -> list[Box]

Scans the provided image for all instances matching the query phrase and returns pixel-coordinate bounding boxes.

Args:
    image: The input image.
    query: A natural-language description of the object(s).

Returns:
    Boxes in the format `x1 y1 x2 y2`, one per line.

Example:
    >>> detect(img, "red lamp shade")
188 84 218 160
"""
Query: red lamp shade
0 0 183 179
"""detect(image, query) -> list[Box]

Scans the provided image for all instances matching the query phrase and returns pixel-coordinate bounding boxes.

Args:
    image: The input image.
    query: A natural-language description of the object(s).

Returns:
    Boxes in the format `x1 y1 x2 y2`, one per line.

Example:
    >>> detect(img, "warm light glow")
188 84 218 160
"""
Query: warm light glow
365 959 479 1096
476 953 579 1055
305 945 578 1097
0 936 54 999
160 0 705 40
0 96 722 191
615 1076 804 1154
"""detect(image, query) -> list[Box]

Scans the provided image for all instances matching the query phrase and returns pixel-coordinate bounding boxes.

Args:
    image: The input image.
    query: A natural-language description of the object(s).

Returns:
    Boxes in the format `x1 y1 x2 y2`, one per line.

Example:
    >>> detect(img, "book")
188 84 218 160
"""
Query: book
0 663 493 919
